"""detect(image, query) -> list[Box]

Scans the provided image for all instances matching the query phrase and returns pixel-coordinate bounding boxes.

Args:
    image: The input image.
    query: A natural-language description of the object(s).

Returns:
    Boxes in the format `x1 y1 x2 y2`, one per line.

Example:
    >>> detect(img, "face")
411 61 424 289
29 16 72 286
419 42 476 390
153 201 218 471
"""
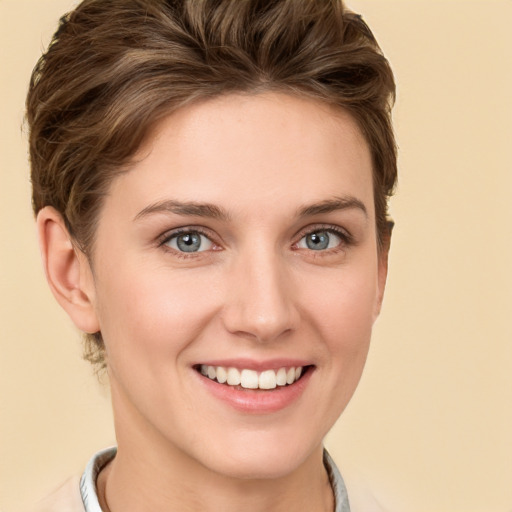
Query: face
87 92 387 480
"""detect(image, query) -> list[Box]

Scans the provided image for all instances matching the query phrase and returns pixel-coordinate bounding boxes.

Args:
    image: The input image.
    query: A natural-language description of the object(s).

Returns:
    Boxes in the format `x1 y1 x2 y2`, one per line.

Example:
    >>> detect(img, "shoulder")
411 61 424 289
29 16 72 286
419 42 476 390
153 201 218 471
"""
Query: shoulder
26 476 84 512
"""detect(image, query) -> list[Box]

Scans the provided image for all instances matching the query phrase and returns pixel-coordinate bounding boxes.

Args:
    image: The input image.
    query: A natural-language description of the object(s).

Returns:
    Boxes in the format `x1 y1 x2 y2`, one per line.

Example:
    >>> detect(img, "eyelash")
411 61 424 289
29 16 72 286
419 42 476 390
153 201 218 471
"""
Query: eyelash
157 224 353 258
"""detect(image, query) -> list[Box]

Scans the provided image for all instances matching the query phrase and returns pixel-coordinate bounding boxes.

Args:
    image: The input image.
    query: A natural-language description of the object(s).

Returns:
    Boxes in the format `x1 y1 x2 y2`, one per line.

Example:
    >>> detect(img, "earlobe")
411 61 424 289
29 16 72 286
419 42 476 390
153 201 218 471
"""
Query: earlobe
37 207 100 334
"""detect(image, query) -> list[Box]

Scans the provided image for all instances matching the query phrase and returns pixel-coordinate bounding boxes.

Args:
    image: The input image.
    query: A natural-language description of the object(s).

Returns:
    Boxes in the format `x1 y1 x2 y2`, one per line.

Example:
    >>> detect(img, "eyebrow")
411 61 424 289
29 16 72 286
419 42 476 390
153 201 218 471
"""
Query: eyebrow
297 196 368 218
134 195 367 223
134 200 230 222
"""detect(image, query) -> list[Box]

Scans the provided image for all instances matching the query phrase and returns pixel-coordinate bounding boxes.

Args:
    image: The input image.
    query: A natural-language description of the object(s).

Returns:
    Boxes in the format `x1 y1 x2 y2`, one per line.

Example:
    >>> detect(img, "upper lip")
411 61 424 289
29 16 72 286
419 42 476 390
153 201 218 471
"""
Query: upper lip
194 358 313 372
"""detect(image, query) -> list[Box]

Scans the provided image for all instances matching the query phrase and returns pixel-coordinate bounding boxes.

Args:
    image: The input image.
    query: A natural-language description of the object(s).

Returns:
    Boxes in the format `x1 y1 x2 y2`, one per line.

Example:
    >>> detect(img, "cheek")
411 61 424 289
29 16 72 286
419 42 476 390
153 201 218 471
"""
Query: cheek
94 266 221 369
306 261 378 395
308 264 378 348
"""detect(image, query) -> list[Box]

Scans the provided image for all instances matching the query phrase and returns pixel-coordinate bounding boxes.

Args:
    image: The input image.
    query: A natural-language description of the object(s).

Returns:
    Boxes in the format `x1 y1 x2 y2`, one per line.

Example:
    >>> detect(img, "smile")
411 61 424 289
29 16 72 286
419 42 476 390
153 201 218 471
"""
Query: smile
198 365 308 390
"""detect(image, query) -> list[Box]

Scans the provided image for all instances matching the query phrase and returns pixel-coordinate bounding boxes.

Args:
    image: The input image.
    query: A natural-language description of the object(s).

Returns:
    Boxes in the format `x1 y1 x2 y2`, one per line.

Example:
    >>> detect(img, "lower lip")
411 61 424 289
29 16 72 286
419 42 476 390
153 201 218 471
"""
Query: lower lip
195 367 314 414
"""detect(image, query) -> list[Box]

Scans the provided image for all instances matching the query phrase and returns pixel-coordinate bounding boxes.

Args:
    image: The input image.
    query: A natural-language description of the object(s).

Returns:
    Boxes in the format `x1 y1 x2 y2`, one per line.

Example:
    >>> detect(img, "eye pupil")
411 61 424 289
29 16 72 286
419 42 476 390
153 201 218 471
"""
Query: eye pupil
306 231 330 250
177 233 202 252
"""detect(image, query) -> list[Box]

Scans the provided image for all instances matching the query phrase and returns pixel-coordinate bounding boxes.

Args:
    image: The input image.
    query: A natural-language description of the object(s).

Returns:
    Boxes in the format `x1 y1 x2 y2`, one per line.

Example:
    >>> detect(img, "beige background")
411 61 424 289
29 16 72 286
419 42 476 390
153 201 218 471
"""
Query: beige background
1 1 511 511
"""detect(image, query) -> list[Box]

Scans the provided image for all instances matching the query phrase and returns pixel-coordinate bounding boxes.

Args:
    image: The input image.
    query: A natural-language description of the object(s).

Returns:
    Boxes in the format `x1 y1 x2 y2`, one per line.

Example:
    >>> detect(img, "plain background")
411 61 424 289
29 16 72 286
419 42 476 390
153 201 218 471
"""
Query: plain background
1 1 511 511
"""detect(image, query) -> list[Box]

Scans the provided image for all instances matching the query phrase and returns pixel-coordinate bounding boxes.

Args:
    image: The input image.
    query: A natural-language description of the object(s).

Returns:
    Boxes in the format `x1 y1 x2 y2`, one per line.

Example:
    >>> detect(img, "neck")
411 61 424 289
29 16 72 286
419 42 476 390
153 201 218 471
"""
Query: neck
98 454 334 512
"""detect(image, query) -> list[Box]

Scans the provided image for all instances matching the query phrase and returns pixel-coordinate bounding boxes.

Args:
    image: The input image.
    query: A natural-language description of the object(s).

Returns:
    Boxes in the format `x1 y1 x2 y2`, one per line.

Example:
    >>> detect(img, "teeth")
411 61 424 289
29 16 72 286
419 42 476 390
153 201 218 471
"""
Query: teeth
216 366 227 384
240 369 259 389
199 365 306 389
259 370 277 390
227 367 241 385
276 367 287 386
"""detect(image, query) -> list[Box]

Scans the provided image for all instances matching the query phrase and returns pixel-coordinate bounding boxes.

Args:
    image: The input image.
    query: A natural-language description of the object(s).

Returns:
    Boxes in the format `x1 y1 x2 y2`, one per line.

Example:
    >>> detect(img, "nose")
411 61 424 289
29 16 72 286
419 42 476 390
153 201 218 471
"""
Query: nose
221 249 299 343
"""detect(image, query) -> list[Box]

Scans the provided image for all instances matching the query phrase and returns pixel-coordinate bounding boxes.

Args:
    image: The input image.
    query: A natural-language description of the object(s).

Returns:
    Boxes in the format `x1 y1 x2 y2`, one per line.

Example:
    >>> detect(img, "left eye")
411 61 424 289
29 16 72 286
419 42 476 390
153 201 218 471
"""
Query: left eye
297 230 342 251
165 231 213 253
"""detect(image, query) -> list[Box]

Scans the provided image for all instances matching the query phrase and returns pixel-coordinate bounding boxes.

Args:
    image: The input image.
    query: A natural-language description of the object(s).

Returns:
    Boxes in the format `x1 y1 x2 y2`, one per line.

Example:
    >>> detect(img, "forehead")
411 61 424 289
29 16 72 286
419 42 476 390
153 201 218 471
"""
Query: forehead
107 92 374 221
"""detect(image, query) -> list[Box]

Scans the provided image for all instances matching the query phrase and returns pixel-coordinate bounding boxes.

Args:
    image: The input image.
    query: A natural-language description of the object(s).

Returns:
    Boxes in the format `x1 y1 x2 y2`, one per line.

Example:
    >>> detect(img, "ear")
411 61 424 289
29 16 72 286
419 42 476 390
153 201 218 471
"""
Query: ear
373 223 392 322
37 206 100 334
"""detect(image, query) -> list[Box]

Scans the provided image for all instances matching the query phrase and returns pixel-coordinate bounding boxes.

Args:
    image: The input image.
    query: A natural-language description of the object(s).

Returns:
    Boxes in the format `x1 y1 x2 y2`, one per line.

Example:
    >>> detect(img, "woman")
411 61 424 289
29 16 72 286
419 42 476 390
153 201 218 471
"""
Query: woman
26 1 397 511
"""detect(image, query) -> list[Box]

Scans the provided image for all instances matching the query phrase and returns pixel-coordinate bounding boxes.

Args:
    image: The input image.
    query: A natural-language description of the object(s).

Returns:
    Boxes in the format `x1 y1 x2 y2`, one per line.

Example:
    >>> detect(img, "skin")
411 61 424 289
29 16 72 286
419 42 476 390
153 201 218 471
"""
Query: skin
38 92 389 512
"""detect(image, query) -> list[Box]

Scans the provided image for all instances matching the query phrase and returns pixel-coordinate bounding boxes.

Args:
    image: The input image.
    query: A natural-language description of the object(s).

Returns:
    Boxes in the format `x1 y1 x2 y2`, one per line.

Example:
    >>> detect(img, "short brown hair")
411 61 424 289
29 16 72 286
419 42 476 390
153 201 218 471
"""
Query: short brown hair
26 0 397 367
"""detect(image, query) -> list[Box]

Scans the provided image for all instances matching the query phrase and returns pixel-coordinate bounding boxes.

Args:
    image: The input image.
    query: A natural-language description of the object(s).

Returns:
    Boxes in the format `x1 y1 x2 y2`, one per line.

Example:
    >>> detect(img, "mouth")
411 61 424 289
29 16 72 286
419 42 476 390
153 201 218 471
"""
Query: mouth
194 364 313 391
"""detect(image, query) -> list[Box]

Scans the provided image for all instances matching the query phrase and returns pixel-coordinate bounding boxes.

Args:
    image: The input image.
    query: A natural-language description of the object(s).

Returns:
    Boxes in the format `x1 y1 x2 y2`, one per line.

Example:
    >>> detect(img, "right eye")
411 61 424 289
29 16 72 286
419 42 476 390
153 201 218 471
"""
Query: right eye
164 231 214 253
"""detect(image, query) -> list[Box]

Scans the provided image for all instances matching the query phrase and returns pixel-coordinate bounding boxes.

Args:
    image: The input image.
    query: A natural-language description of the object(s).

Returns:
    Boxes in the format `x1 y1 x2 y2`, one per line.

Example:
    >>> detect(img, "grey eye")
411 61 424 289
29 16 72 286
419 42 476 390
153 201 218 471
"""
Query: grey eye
166 232 213 253
298 230 341 251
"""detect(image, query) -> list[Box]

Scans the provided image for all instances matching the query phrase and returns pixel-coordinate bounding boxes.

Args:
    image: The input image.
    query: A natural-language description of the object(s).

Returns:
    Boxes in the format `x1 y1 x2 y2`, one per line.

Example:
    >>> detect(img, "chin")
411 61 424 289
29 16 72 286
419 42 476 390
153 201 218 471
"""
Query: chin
195 430 322 481
209 455 306 481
